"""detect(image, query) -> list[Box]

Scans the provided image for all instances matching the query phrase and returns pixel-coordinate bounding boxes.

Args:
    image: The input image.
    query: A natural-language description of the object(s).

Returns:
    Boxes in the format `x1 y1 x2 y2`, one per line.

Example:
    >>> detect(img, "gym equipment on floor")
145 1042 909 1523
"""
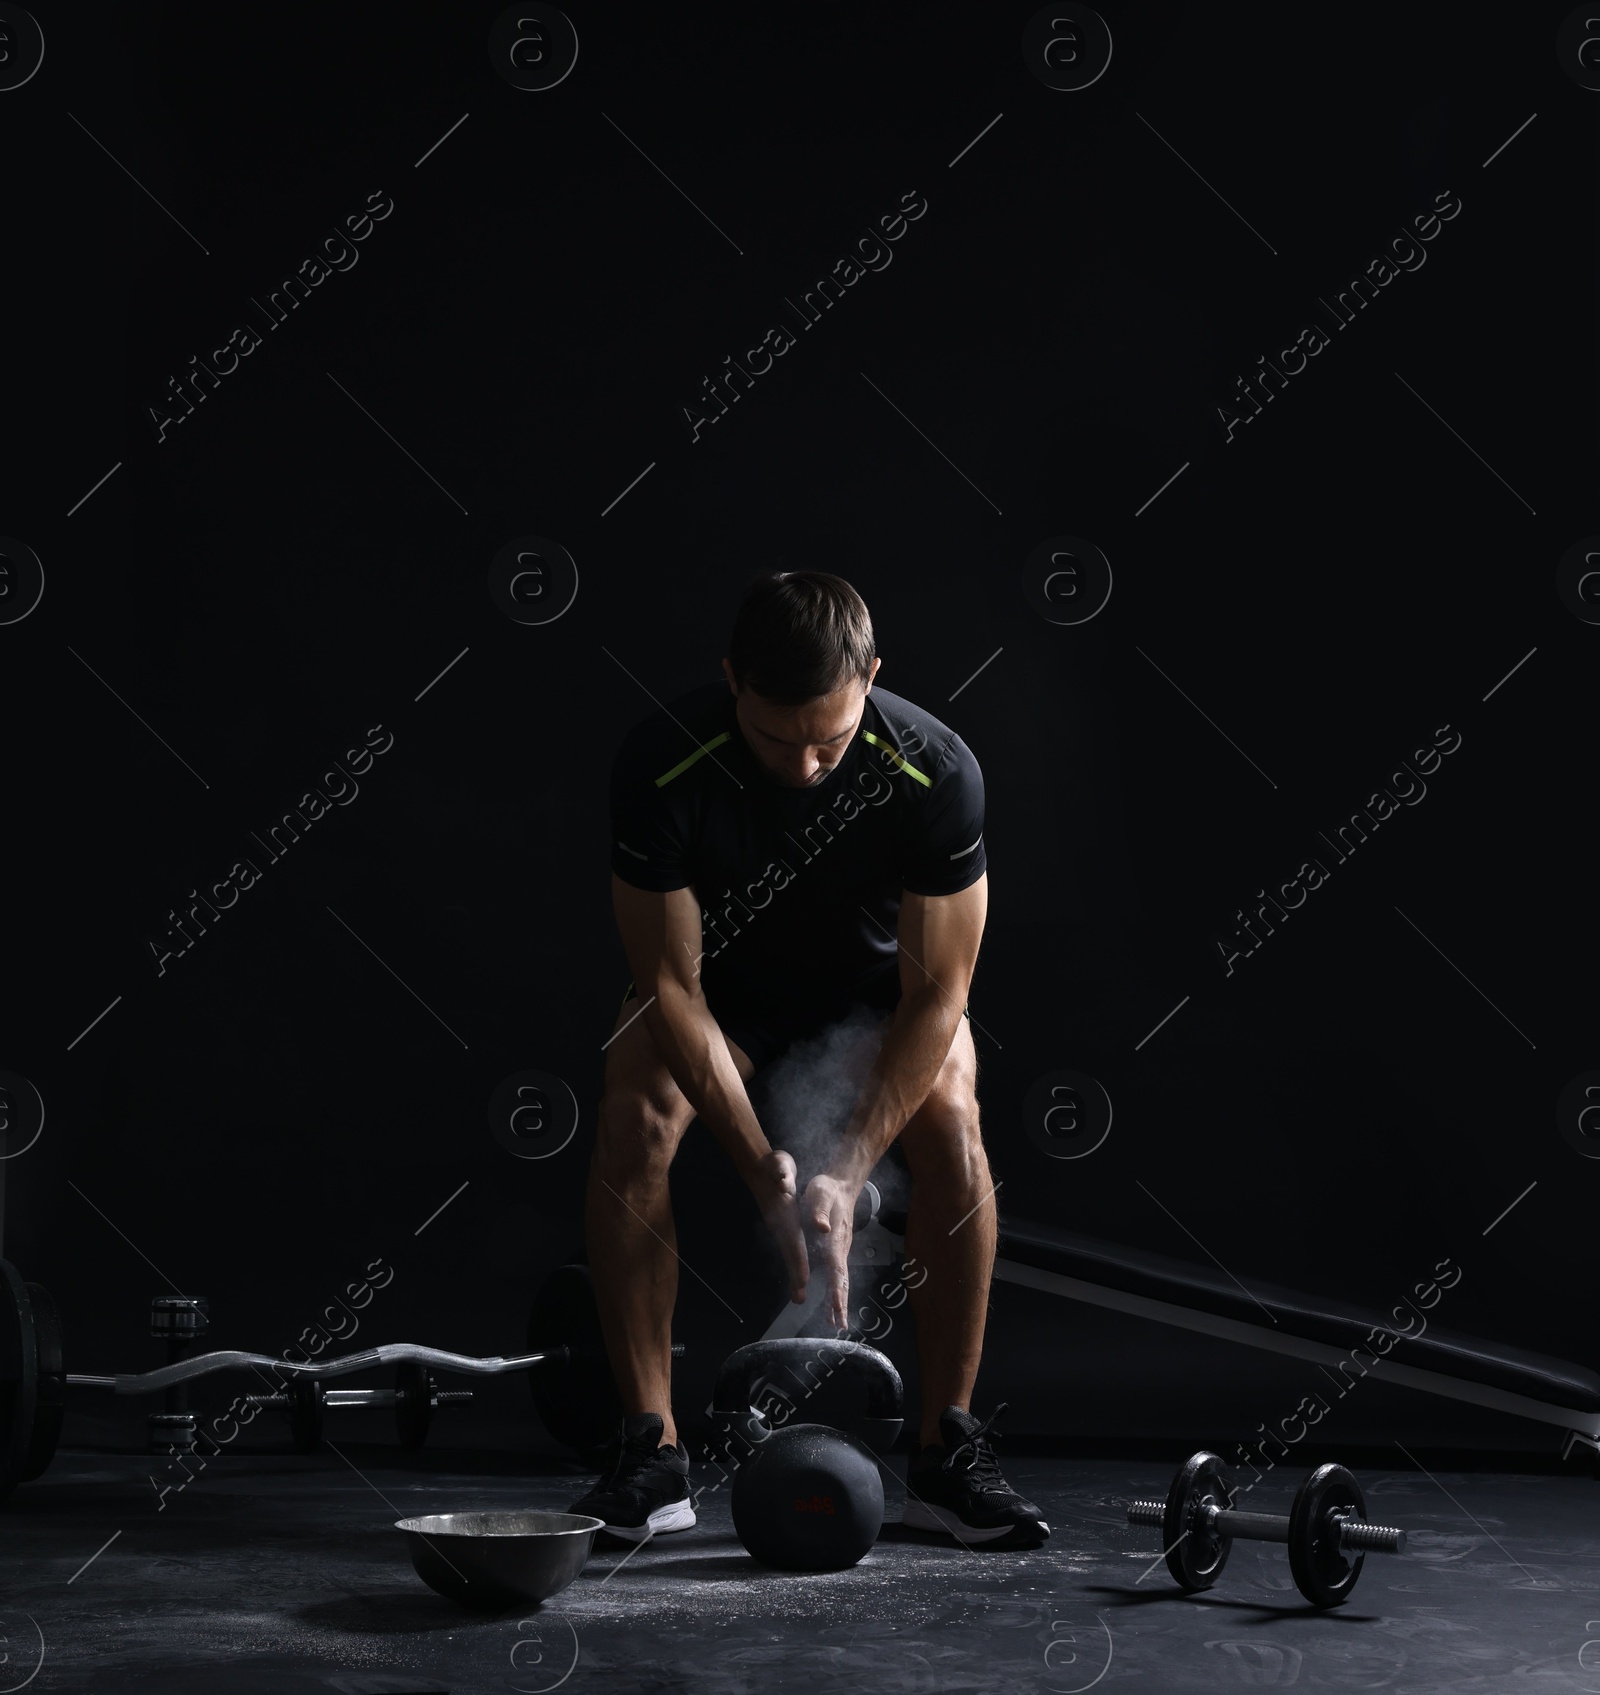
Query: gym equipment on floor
1127 1449 1406 1607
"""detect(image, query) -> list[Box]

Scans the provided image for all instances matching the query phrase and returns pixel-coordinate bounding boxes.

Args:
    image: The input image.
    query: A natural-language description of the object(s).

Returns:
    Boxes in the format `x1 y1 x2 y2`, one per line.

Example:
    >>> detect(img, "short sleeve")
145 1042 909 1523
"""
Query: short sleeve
901 733 986 896
609 733 692 891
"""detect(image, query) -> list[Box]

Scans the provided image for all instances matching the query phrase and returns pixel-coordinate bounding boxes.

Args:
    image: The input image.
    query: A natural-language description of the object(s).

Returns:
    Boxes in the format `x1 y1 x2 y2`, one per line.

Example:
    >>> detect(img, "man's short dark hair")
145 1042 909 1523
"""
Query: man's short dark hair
727 571 876 706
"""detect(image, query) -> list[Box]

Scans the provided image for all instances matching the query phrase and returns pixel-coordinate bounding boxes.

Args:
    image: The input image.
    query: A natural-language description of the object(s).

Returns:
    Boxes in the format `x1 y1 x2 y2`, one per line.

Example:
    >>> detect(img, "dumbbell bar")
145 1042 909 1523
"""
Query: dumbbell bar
1127 1450 1405 1607
1127 1497 1403 1553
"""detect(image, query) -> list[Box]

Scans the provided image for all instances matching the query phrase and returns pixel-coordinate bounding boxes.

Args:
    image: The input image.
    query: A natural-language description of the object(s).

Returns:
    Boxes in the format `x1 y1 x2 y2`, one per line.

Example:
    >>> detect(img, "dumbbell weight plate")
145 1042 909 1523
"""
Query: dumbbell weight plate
1288 1462 1366 1607
288 1377 326 1454
20 1283 63 1482
395 1361 434 1450
1164 1450 1235 1592
0 1261 39 1500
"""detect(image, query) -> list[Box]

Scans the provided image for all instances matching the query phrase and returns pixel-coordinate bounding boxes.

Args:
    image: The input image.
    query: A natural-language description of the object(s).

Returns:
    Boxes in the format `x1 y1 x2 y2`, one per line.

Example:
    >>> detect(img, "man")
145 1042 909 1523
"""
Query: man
572 569 1047 1550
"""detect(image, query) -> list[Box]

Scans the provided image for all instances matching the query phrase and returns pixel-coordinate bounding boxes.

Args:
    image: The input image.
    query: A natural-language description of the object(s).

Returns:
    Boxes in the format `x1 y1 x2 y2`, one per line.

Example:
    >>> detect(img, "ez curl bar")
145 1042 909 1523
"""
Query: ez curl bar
1 1258 681 1494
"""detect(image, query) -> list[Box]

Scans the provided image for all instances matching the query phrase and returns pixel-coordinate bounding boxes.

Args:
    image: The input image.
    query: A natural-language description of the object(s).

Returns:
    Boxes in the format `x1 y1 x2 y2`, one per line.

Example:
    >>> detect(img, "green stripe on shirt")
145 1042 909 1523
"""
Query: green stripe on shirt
862 730 932 787
655 731 732 787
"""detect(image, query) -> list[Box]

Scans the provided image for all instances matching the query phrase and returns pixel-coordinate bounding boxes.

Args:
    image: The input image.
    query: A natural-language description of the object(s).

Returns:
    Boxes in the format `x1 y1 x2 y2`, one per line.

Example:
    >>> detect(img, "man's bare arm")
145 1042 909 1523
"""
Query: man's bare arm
798 875 987 1328
611 875 771 1176
827 873 988 1191
610 873 808 1299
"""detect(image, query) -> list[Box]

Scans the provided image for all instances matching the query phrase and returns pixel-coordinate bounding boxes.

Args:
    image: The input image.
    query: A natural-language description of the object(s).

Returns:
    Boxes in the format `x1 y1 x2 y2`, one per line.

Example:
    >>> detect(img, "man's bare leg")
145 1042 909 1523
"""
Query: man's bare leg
584 998 754 1450
897 1019 996 1447
585 1097 686 1446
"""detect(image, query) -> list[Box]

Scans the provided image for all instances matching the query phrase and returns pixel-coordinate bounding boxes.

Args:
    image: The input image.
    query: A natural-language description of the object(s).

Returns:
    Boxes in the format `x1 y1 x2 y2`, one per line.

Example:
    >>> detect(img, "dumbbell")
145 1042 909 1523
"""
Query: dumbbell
1127 1450 1406 1607
240 1362 476 1453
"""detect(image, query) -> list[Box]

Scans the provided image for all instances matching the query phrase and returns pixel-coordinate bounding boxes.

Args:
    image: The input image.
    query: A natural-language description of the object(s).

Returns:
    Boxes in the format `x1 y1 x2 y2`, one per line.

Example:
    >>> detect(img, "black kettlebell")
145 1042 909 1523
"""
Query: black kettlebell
711 1338 902 1572
733 1423 883 1571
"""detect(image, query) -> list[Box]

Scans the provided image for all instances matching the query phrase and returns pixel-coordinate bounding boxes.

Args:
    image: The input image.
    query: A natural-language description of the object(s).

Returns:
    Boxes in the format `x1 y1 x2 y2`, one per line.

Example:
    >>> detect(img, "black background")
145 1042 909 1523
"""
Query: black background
2 1 1593 1457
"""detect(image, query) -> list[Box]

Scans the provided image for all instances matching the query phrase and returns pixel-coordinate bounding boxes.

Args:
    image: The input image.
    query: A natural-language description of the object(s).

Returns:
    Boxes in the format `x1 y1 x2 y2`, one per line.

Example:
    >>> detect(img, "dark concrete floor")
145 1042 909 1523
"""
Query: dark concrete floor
1 1444 1597 1693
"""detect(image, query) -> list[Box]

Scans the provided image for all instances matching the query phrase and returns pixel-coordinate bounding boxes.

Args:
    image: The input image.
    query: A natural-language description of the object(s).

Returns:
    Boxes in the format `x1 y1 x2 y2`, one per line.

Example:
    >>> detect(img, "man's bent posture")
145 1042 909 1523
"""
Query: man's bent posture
571 569 1048 1551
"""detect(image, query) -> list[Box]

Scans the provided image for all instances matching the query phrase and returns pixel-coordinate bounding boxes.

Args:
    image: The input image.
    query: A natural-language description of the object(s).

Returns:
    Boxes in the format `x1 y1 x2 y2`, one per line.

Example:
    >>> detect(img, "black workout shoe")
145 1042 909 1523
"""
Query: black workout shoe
900 1403 1050 1549
567 1413 696 1543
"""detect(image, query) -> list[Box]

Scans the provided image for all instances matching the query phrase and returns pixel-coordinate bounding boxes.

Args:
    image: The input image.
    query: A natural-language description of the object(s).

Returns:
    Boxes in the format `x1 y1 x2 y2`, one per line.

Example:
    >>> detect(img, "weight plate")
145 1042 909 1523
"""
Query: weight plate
19 1283 62 1482
395 1361 435 1450
288 1377 326 1454
1288 1462 1366 1607
527 1264 620 1461
1163 1450 1234 1592
0 1260 39 1501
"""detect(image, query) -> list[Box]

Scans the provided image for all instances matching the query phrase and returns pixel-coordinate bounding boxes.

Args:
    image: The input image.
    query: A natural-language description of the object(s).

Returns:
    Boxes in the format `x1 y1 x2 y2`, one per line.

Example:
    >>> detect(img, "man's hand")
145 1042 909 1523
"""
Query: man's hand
745 1149 809 1304
802 1174 857 1333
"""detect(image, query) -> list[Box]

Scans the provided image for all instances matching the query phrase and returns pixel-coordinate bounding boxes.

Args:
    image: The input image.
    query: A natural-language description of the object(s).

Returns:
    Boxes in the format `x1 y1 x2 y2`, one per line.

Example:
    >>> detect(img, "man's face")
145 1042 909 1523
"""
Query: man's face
722 655 881 788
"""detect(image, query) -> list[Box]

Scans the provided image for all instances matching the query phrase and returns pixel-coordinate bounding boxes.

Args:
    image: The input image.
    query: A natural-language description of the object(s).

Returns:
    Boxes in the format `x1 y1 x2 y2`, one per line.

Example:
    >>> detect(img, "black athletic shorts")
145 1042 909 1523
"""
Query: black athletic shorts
613 977 970 1077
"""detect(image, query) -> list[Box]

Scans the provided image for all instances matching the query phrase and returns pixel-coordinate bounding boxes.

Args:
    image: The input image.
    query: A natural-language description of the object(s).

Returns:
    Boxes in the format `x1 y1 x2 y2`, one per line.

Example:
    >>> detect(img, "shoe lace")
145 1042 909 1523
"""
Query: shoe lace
944 1403 1011 1493
608 1432 670 1491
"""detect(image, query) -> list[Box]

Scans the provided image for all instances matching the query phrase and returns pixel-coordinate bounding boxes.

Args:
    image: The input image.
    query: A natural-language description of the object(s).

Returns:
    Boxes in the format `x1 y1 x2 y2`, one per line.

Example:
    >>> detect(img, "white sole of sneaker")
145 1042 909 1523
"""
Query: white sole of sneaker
602 1498 698 1543
899 1499 1049 1543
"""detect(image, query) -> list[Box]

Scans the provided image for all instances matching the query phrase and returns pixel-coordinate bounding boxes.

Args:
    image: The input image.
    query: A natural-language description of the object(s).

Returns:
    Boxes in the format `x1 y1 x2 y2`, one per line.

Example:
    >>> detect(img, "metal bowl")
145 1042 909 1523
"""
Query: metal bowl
396 1509 603 1610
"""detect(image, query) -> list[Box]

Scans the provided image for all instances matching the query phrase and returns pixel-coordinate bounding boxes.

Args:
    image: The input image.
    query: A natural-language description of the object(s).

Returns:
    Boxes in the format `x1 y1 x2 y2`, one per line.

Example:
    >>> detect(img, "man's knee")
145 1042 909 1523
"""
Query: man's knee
901 1081 986 1176
593 1088 688 1185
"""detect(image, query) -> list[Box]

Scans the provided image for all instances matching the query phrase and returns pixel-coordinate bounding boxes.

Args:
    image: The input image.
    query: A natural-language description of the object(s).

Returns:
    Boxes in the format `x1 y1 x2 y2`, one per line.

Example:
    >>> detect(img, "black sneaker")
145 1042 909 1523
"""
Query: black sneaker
900 1403 1050 1549
567 1412 696 1544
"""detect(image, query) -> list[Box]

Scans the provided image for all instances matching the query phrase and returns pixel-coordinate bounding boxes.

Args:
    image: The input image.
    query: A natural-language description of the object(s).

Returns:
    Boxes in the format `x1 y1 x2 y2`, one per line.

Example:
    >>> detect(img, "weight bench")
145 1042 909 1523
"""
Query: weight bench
757 1185 1600 1465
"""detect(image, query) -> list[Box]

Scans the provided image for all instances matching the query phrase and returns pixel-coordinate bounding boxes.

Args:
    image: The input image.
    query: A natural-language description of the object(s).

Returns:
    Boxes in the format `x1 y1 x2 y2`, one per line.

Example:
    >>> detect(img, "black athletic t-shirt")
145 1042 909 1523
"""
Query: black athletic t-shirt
609 682 986 1013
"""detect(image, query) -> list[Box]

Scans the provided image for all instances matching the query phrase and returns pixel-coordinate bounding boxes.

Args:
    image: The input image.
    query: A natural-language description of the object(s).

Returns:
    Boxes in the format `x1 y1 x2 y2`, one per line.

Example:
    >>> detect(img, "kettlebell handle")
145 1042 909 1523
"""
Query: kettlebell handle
711 1337 904 1438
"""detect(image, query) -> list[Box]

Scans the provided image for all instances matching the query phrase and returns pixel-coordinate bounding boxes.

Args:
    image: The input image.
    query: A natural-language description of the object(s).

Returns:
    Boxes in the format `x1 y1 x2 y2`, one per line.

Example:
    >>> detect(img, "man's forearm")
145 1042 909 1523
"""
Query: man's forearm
826 984 963 1190
642 985 771 1179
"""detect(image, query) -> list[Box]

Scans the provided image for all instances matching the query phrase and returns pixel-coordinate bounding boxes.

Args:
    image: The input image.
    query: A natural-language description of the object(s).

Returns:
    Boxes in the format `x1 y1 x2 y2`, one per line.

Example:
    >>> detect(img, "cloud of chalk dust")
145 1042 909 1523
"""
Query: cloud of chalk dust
749 1002 910 1212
